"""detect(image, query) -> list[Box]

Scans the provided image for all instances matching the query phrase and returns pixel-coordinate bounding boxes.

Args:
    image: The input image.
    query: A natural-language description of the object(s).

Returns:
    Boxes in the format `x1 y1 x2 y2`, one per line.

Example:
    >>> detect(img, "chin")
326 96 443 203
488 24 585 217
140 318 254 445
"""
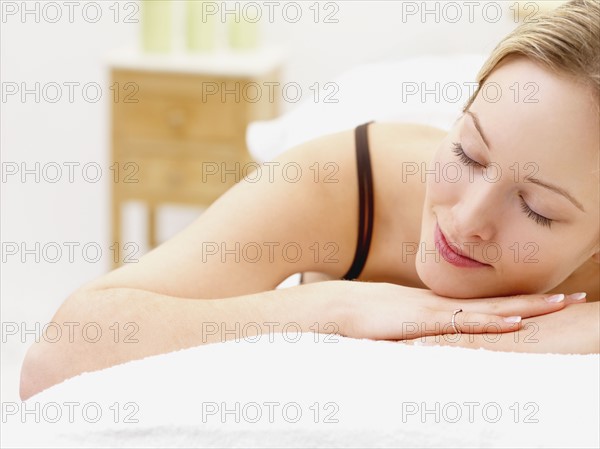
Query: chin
415 258 492 299
416 260 542 298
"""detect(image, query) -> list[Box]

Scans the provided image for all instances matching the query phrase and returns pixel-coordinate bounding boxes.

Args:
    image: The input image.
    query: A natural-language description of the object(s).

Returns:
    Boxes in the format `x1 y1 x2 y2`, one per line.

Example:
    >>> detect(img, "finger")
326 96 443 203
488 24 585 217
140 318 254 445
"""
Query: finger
417 309 522 337
452 293 575 319
564 292 587 305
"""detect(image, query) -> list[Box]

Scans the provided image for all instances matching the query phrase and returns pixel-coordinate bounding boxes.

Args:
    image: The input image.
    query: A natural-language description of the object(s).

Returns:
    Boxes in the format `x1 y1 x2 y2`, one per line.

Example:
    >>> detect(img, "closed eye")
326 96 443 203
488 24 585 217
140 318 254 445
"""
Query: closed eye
452 142 484 167
452 142 553 229
519 196 553 228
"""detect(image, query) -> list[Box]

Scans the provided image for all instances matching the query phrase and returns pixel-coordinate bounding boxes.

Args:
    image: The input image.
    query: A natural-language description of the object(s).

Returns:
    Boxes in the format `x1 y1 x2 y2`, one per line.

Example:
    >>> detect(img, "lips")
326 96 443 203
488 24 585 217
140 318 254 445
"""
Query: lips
434 222 490 268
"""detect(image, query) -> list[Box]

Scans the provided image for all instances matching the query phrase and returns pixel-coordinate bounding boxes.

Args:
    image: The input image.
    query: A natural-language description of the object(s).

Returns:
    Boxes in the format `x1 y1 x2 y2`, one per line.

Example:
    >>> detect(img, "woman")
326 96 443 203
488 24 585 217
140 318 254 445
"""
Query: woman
21 0 599 399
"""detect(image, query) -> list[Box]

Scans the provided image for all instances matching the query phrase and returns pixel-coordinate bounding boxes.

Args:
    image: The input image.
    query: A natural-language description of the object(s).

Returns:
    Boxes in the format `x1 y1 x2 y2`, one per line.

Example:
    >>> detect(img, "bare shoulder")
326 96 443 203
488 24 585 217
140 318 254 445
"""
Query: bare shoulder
368 121 447 203
362 121 447 284
299 121 448 285
79 128 361 299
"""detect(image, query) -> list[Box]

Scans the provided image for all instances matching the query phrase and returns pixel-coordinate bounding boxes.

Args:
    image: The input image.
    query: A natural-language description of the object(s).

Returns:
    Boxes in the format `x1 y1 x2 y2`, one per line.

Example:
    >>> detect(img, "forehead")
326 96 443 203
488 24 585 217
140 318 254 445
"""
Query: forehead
473 57 600 151
469 56 599 196
473 56 598 150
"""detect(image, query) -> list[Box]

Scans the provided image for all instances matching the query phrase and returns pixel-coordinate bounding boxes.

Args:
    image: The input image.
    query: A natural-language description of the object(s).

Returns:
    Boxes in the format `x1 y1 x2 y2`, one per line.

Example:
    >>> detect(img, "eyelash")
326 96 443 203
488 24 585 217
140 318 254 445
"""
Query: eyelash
451 142 553 229
451 142 483 167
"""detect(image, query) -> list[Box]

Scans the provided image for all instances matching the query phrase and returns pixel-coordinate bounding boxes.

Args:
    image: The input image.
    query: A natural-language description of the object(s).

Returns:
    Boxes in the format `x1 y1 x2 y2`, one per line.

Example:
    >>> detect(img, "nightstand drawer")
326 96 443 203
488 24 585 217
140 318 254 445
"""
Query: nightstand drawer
118 154 248 203
114 97 242 142
114 139 245 159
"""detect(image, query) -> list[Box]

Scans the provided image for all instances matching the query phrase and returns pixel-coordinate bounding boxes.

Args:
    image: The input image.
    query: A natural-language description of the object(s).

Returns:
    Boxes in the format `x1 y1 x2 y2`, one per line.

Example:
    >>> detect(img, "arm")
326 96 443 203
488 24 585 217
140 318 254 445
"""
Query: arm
20 282 342 400
79 129 360 299
19 130 360 398
21 280 571 399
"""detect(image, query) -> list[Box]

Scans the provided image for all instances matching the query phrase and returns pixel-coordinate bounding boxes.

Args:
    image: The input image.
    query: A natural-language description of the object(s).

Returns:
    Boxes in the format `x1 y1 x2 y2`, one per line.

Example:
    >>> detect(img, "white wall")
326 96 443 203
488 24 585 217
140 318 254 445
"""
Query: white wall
0 1 519 401
264 0 518 101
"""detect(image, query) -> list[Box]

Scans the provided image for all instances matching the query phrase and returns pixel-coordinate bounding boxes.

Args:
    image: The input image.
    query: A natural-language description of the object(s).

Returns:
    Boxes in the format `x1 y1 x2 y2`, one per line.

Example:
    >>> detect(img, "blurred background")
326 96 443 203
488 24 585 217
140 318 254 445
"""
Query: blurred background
1 0 563 403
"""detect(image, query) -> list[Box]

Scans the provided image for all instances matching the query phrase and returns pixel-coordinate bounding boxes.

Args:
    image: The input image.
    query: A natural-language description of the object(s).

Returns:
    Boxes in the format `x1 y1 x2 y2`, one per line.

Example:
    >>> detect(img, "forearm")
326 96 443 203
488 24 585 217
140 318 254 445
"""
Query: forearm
20 282 344 399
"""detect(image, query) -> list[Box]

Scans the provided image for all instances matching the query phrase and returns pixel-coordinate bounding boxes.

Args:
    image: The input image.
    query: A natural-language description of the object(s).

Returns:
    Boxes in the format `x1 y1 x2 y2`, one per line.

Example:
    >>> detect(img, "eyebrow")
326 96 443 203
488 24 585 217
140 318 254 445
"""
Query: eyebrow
464 110 586 213
523 177 585 212
465 110 490 148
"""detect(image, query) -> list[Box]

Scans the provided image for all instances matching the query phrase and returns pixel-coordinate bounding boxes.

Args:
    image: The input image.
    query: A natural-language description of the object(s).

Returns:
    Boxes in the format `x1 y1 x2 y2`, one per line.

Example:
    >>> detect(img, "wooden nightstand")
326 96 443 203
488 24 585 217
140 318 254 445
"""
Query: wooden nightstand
107 46 284 267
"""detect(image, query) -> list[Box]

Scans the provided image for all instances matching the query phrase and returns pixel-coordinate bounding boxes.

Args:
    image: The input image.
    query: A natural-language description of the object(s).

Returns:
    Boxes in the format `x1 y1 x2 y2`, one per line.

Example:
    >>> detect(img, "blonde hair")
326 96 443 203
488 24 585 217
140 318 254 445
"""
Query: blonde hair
464 0 600 113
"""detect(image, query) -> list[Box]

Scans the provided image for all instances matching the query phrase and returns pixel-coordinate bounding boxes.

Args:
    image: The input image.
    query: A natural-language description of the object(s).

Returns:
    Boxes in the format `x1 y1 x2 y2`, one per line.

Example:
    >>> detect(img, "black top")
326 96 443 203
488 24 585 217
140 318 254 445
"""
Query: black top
341 121 375 281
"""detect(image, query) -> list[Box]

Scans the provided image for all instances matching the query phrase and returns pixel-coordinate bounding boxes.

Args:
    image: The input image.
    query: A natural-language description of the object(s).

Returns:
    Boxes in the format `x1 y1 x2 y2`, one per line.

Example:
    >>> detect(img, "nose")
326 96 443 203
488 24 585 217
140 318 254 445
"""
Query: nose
451 180 498 242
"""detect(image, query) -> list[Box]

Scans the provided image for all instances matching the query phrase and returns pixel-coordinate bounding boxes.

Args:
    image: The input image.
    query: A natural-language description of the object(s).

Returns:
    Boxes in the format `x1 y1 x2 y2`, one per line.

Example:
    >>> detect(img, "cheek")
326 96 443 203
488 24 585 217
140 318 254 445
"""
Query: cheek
498 235 571 285
499 254 562 293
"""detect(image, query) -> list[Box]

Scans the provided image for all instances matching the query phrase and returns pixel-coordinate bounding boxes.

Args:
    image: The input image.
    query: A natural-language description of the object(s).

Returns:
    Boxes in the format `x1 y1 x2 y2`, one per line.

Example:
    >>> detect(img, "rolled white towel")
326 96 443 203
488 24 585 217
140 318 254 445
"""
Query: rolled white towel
246 53 488 162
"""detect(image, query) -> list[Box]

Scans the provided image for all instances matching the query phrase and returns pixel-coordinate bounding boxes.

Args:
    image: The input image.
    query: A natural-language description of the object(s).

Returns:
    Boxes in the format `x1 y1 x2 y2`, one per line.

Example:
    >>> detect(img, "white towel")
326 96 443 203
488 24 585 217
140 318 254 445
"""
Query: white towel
5 333 599 448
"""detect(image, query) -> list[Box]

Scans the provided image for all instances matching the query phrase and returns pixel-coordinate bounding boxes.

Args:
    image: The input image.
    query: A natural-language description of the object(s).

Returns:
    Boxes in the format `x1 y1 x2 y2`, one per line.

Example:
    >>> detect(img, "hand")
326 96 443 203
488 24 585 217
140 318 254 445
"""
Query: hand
402 297 598 354
326 280 580 341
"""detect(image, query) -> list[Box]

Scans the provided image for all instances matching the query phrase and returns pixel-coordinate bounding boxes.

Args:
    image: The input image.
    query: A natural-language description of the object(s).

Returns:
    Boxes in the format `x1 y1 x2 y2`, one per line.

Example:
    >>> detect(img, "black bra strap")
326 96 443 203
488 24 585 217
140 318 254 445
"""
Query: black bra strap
342 121 375 281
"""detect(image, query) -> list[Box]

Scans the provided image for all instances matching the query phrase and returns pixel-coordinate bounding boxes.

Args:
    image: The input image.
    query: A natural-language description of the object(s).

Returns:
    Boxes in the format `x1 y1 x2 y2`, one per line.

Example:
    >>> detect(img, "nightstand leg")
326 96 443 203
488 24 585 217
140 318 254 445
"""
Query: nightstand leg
148 203 157 250
111 198 121 270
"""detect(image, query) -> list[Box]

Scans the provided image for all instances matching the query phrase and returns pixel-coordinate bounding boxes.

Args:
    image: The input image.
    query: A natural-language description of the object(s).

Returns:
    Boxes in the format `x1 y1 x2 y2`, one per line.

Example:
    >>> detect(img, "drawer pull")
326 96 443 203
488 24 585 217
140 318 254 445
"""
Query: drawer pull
167 172 183 186
166 109 186 128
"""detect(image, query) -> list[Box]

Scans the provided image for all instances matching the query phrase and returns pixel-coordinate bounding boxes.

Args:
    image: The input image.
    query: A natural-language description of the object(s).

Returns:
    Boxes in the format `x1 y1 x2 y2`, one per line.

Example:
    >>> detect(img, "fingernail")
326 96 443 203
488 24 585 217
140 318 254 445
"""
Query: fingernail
567 292 586 301
503 316 522 323
545 294 565 303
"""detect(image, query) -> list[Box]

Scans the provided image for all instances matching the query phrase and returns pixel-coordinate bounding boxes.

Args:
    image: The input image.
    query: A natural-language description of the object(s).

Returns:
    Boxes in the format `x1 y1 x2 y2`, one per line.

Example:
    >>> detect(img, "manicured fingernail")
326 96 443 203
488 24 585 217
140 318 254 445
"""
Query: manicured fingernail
545 294 565 303
567 292 586 301
503 316 522 323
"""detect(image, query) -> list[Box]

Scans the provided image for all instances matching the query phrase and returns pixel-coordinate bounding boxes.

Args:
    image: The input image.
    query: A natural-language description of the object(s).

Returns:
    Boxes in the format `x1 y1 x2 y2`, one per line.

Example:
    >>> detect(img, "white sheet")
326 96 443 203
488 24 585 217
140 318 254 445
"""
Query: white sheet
4 334 599 448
